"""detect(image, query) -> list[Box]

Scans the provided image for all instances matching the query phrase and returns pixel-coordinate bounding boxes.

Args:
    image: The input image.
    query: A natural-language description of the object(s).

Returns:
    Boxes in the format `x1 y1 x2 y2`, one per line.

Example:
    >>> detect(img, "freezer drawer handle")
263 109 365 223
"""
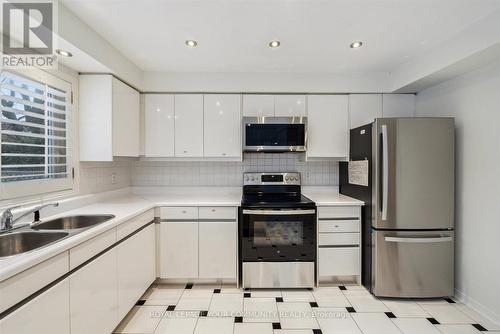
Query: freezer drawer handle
384 236 453 243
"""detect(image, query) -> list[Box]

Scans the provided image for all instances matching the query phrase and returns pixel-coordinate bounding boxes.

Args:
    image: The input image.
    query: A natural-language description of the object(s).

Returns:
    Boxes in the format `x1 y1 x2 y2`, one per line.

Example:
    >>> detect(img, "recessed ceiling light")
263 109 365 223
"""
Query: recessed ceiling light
55 49 72 57
185 40 198 47
350 41 363 49
269 40 281 48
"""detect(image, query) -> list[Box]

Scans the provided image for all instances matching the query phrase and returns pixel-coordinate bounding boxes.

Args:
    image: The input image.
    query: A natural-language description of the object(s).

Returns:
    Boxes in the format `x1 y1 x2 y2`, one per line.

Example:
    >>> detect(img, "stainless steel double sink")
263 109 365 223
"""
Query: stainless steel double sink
0 215 115 258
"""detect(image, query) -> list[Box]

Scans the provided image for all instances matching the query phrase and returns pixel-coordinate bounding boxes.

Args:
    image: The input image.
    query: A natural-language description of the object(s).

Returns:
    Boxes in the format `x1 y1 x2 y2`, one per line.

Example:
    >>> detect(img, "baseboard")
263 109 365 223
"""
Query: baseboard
455 288 500 327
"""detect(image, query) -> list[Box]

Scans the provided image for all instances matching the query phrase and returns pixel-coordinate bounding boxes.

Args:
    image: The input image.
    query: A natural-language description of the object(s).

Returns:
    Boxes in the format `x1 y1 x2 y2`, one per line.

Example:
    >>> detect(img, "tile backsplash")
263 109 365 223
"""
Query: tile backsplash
79 160 133 194
132 153 339 187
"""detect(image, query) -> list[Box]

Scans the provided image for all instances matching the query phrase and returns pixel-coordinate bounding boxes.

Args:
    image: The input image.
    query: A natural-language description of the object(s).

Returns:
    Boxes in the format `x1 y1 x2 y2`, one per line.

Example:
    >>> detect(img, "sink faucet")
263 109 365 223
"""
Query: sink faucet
0 202 59 232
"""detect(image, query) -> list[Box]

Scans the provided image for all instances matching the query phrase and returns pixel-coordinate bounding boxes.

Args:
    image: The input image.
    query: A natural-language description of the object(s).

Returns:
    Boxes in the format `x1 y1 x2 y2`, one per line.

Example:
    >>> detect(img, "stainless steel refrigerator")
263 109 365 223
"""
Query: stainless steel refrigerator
340 118 454 298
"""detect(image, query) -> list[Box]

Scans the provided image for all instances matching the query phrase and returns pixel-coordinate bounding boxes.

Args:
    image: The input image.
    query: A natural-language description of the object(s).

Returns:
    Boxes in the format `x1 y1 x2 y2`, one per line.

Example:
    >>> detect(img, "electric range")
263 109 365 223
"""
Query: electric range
239 172 317 288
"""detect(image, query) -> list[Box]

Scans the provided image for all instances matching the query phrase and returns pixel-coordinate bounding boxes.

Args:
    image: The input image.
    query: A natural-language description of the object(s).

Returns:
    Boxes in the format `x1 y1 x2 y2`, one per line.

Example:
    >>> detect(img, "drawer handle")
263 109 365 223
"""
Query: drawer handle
211 209 216 212
182 210 187 214
334 225 339 228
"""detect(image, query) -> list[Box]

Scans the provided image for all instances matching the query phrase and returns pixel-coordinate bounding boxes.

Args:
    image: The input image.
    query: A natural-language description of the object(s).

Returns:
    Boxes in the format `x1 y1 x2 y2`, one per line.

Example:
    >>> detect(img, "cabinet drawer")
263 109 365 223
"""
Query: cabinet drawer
117 209 154 240
318 206 360 219
199 207 237 220
70 228 116 270
318 220 360 233
0 252 69 314
319 233 360 246
160 207 198 220
319 247 360 276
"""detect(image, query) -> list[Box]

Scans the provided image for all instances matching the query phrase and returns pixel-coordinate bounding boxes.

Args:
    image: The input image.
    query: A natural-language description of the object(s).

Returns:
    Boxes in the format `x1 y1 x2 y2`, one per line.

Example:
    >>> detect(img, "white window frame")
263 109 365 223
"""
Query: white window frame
0 68 75 200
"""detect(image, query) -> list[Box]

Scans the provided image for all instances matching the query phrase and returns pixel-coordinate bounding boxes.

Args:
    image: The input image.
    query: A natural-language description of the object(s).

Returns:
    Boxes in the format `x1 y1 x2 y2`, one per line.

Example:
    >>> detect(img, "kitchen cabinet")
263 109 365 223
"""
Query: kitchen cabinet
317 205 362 284
175 94 204 157
349 94 382 129
204 94 241 158
70 248 118 334
382 94 415 117
159 206 237 280
145 94 175 157
275 95 307 116
199 221 237 278
0 279 70 334
160 221 199 278
79 74 140 161
242 95 275 117
117 224 156 320
307 95 348 159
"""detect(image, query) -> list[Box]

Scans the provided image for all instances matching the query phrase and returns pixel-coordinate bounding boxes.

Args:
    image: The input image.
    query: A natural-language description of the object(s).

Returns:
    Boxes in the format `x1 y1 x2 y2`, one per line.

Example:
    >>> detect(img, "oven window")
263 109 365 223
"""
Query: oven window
253 221 303 246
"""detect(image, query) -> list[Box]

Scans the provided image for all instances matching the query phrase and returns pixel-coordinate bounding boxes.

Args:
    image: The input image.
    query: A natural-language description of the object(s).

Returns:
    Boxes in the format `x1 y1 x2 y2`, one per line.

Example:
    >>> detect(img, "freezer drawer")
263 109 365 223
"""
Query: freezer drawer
373 230 454 298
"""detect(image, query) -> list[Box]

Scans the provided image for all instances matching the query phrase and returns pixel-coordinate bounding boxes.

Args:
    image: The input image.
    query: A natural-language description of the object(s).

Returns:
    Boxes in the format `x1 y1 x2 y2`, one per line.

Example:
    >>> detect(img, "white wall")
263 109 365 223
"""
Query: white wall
416 60 500 324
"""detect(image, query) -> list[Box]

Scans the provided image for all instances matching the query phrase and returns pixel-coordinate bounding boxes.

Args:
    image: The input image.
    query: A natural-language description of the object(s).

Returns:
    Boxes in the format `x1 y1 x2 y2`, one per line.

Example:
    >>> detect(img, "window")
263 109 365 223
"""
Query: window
0 70 73 199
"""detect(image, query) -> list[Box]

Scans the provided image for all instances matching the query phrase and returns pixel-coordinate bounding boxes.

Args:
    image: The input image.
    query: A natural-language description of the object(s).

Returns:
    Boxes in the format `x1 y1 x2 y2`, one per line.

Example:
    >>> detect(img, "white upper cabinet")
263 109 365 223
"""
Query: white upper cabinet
382 94 415 118
275 95 307 116
204 94 242 158
307 95 349 159
79 74 140 161
242 95 275 117
349 94 382 129
175 94 204 157
144 94 175 157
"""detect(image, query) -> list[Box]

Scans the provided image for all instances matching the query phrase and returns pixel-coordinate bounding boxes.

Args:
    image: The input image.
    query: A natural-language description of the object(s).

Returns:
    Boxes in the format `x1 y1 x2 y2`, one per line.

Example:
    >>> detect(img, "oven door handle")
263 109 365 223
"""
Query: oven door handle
242 209 316 215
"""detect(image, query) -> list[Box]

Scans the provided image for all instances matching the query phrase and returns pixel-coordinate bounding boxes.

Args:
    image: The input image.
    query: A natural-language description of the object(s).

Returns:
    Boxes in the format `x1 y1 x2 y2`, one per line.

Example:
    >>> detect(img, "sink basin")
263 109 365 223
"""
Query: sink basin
32 215 115 230
0 231 69 257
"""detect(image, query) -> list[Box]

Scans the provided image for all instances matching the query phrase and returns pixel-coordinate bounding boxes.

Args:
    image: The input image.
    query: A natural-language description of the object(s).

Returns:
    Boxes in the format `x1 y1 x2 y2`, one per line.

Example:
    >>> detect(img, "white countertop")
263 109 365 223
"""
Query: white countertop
303 186 365 206
0 186 361 282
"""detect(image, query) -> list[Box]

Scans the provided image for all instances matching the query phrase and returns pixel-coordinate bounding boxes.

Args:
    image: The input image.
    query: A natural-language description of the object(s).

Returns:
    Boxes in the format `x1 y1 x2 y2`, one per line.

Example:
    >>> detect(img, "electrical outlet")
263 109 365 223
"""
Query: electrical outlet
111 173 116 184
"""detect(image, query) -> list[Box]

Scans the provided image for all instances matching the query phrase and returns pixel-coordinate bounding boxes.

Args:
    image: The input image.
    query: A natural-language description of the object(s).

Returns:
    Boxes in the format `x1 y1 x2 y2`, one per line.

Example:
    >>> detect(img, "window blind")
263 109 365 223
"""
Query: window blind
1 71 71 184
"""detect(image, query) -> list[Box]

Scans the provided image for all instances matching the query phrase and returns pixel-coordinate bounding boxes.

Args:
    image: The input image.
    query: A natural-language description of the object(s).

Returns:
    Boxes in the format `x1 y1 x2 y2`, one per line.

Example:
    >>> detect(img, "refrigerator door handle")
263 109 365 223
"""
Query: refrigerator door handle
384 236 453 243
381 125 389 221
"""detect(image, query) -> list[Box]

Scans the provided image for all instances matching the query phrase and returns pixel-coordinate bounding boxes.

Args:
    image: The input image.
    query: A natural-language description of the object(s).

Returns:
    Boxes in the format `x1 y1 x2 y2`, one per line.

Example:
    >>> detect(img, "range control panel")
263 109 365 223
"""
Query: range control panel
243 172 301 186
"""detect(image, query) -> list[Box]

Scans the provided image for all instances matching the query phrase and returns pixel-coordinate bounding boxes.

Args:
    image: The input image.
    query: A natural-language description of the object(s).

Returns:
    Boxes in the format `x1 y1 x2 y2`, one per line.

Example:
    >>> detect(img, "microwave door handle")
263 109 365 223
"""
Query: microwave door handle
381 124 389 221
384 236 453 243
242 209 316 215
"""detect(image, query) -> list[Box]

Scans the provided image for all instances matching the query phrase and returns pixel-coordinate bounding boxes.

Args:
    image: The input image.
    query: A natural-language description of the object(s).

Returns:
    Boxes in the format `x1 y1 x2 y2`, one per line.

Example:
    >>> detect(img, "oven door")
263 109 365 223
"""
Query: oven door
240 208 316 262
243 117 307 152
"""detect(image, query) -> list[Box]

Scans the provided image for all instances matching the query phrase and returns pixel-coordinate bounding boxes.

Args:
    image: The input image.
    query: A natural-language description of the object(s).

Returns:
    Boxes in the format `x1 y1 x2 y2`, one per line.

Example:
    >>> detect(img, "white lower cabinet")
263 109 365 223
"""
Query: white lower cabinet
199 221 237 278
70 249 118 334
160 221 199 278
317 205 362 283
0 278 70 334
117 224 156 320
319 247 360 276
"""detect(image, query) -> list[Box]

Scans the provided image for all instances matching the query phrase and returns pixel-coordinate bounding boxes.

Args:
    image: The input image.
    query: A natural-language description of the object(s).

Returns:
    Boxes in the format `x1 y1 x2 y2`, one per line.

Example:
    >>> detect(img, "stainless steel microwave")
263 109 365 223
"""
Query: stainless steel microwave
243 117 307 152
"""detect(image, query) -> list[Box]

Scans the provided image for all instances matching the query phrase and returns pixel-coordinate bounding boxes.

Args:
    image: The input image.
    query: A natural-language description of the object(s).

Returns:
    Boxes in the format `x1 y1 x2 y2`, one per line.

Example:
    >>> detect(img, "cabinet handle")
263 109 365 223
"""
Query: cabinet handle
183 150 188 153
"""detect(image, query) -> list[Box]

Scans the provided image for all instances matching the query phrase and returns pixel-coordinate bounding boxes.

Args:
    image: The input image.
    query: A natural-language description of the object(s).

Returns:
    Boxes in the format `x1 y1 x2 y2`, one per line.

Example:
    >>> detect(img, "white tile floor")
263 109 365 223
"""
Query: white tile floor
114 283 500 334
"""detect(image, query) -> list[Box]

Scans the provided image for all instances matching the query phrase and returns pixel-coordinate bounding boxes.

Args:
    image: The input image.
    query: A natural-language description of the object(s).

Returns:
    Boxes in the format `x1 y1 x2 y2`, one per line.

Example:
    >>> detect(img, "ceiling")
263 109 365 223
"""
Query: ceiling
60 0 500 73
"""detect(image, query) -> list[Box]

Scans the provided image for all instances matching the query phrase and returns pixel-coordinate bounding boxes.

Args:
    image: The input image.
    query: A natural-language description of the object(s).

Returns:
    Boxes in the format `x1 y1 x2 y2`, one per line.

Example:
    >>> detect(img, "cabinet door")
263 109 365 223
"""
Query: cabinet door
117 224 156 321
204 94 241 158
0 279 70 334
349 94 382 129
175 94 204 157
199 221 237 279
145 94 175 157
242 95 274 117
307 95 348 158
382 94 415 118
275 95 306 116
160 221 198 278
112 78 140 157
70 249 118 334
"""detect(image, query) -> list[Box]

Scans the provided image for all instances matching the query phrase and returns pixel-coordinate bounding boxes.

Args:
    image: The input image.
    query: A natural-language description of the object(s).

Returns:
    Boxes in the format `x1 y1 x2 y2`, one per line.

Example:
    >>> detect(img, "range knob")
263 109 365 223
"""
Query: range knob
285 176 290 181
245 176 249 181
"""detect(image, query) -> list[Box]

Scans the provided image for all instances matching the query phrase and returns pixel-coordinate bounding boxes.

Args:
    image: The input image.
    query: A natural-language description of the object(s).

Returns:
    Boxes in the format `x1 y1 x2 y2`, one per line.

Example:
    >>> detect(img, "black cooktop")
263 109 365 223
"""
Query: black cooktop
241 193 315 208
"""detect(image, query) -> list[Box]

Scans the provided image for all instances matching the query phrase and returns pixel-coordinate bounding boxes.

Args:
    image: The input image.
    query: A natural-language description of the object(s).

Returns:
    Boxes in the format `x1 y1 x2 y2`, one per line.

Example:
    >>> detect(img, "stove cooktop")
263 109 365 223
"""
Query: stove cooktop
241 193 315 208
